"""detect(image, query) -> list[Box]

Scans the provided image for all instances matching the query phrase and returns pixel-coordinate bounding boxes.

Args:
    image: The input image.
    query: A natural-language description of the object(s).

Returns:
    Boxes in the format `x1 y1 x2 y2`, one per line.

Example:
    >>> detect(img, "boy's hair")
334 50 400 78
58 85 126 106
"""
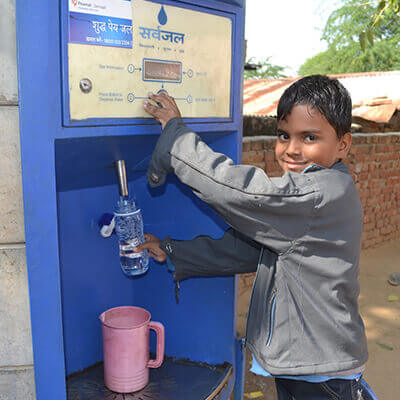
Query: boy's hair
277 75 352 138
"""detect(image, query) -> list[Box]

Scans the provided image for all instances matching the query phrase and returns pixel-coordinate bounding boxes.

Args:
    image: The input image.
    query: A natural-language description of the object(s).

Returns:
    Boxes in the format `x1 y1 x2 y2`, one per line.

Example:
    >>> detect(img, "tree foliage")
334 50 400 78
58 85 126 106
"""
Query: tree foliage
244 57 287 79
298 0 400 75
367 1 400 44
356 0 400 50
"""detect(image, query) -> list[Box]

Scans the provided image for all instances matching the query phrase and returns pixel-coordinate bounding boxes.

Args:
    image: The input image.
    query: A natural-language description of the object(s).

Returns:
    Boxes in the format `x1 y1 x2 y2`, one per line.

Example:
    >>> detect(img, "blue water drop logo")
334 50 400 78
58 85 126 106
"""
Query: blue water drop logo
158 6 167 25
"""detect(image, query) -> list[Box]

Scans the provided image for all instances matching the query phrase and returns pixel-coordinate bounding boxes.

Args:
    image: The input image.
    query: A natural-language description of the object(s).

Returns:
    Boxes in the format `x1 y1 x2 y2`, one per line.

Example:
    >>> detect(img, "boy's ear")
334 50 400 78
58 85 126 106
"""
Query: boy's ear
338 133 352 157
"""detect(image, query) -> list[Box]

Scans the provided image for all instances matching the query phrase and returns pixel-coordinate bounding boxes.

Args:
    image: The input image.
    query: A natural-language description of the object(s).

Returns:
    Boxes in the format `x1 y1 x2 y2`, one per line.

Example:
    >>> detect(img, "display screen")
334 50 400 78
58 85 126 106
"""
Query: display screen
143 59 182 82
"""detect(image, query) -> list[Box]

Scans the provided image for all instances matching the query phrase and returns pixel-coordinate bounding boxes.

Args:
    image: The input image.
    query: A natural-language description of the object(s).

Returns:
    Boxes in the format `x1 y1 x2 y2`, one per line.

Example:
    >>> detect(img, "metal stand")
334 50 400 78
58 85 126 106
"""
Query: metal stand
67 359 233 400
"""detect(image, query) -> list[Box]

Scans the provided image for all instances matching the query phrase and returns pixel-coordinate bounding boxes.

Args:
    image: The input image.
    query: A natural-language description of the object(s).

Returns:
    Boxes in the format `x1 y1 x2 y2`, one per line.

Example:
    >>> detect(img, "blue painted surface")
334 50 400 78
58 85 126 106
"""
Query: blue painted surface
16 1 67 398
234 338 246 400
55 132 232 192
16 0 245 398
219 0 244 6
57 133 236 374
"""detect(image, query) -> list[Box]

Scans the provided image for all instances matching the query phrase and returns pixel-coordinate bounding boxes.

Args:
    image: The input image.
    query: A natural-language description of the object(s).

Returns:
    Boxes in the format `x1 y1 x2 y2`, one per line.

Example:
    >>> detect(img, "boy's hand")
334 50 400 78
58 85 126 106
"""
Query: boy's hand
143 92 182 129
135 233 167 263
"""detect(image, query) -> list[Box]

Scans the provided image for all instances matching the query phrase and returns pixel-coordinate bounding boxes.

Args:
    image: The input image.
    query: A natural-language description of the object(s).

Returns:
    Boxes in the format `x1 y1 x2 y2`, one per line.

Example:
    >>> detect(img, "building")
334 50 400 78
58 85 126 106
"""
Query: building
243 71 400 136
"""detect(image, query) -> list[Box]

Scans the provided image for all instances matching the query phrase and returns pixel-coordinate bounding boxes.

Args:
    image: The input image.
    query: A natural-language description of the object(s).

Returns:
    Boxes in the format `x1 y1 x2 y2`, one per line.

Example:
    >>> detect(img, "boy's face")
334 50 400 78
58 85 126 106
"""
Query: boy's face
275 105 352 173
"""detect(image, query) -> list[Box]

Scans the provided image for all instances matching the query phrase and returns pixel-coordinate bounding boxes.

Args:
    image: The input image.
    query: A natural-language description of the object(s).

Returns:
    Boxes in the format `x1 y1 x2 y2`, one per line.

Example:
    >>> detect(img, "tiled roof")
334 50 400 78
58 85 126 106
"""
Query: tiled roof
243 71 400 124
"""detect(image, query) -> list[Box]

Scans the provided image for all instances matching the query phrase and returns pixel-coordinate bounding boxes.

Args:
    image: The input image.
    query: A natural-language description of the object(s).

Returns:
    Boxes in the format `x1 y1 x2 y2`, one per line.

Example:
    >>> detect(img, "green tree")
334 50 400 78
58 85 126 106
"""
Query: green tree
365 0 400 48
245 57 287 79
298 0 400 75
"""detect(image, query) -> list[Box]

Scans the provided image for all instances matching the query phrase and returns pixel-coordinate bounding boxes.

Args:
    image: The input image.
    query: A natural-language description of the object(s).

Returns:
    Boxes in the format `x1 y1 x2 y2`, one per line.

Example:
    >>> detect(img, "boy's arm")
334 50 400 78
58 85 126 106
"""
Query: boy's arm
159 228 267 281
147 117 317 255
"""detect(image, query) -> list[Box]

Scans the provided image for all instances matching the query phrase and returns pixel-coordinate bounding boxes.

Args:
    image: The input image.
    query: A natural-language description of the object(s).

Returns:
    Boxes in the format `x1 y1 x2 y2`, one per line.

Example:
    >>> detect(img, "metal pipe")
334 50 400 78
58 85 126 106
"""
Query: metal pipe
115 160 129 197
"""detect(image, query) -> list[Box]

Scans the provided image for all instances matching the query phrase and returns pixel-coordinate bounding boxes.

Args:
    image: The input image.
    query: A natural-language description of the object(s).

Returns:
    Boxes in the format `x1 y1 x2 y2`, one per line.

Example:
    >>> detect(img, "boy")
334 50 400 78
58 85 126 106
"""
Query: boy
138 75 367 399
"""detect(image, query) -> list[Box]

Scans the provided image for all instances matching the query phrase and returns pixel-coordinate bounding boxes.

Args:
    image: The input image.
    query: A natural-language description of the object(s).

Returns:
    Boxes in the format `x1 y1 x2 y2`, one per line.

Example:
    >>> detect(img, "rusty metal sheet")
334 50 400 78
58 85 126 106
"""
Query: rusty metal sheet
243 73 400 125
352 104 397 124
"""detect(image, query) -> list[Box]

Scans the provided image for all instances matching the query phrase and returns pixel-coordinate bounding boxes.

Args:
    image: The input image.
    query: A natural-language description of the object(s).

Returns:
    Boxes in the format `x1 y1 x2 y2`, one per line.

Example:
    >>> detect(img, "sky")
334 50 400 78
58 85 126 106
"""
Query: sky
245 0 337 76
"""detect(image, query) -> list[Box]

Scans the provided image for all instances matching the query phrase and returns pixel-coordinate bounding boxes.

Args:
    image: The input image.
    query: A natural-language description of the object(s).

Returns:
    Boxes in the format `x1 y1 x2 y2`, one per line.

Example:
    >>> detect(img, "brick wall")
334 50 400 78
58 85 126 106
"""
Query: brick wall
242 132 400 249
348 134 400 248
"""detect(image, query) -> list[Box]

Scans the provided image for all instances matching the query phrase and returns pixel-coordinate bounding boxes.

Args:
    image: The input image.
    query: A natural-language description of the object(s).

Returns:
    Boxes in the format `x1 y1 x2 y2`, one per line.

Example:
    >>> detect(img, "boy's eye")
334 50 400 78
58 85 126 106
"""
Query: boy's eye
304 135 316 142
278 133 290 141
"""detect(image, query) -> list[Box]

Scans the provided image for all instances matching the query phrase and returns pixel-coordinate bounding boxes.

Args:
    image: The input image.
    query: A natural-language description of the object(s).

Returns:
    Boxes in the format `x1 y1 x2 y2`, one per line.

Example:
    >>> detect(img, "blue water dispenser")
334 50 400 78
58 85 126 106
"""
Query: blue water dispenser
16 0 246 399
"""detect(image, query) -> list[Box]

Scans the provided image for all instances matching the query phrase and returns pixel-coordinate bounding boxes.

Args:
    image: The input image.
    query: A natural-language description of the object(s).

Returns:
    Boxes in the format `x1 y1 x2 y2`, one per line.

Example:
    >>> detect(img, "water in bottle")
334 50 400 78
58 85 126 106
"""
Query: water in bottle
114 197 149 276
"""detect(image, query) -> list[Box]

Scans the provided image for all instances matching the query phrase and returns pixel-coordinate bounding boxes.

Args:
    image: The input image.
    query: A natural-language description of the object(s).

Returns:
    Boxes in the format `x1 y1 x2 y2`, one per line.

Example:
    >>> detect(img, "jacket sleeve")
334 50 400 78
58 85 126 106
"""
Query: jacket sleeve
147 118 318 254
159 228 264 281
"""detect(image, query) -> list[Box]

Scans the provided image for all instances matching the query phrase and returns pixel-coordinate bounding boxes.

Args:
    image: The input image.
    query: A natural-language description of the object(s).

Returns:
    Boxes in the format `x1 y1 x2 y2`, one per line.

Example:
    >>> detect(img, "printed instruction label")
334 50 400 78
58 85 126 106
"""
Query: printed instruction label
68 0 232 119
68 0 133 48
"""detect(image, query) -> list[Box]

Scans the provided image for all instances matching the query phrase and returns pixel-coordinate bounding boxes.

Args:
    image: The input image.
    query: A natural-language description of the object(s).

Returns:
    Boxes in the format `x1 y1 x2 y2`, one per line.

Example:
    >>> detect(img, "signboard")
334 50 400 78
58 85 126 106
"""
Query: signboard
69 0 133 48
67 0 232 120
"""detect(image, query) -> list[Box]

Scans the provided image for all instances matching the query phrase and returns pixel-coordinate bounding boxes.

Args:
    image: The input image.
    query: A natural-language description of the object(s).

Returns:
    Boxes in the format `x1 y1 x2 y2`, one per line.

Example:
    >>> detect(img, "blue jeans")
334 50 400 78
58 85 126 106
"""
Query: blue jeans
275 377 362 400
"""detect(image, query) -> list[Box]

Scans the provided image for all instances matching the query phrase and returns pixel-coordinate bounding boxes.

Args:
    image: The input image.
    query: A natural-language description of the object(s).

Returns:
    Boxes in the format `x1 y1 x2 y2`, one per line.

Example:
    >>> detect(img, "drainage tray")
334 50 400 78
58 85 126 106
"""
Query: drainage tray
66 359 233 400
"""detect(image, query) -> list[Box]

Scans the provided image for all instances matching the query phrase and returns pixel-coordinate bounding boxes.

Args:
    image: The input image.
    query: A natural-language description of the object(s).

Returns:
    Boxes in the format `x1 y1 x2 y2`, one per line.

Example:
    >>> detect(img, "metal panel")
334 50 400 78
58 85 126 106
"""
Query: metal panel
56 132 236 375
218 0 244 6
16 1 67 397
16 1 245 399
60 0 239 127
66 360 233 400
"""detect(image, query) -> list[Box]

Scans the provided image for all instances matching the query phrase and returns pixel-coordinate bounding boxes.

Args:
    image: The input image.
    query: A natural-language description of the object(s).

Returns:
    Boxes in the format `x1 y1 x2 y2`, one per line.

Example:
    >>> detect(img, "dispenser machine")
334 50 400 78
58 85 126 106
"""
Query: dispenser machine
17 0 245 398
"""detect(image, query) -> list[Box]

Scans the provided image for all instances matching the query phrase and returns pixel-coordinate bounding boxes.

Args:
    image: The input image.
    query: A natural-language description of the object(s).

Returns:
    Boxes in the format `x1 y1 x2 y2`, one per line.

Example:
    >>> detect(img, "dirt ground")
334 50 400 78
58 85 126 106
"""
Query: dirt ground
237 239 400 400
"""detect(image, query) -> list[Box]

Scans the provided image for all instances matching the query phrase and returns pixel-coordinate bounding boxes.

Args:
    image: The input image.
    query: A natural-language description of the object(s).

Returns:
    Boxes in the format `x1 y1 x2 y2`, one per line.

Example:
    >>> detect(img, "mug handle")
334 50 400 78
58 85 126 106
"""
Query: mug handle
147 321 165 368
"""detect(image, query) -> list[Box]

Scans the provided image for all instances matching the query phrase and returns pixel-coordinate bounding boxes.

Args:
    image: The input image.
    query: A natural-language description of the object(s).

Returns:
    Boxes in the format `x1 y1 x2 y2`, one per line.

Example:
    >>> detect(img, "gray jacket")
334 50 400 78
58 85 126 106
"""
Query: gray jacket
148 118 368 375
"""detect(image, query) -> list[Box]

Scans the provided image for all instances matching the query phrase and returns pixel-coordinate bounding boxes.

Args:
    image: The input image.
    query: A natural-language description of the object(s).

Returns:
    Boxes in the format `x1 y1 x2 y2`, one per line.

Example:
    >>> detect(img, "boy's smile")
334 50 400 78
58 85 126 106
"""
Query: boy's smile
275 105 352 173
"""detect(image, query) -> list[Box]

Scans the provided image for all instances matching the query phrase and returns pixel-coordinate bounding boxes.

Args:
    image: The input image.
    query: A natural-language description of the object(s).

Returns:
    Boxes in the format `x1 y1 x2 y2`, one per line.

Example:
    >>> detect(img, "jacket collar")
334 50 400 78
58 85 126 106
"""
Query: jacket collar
302 161 350 175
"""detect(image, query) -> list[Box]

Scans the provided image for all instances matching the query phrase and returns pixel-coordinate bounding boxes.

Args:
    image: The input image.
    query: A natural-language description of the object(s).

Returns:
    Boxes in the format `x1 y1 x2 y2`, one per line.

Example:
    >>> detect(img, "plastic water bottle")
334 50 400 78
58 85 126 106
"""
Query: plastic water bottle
114 197 149 276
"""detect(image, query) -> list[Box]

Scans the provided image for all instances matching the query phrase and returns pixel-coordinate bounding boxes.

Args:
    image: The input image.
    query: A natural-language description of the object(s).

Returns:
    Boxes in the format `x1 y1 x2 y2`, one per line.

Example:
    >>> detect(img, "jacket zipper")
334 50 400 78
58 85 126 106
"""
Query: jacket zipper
266 290 277 346
244 247 264 347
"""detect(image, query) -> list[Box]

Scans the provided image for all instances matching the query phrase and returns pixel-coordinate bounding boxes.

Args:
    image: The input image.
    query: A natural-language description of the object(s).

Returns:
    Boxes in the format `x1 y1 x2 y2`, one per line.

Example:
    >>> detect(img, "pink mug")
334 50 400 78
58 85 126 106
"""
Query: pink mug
99 306 165 393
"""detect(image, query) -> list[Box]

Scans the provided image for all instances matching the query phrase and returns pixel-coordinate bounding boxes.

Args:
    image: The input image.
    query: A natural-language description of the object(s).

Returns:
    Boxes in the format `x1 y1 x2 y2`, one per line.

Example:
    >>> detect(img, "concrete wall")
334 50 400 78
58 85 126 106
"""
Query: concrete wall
0 0 36 398
243 115 277 137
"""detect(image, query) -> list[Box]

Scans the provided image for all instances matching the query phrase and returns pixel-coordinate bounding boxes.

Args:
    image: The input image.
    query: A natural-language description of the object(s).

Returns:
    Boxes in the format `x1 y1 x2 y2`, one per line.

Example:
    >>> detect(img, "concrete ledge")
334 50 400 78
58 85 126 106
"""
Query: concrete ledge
0 367 36 400
0 247 33 367
0 106 25 243
243 135 276 142
0 0 18 104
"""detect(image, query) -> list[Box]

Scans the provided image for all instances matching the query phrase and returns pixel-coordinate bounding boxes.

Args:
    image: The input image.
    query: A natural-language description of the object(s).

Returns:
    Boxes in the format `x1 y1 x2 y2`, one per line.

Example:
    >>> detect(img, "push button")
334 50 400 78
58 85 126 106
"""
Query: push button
79 78 92 93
